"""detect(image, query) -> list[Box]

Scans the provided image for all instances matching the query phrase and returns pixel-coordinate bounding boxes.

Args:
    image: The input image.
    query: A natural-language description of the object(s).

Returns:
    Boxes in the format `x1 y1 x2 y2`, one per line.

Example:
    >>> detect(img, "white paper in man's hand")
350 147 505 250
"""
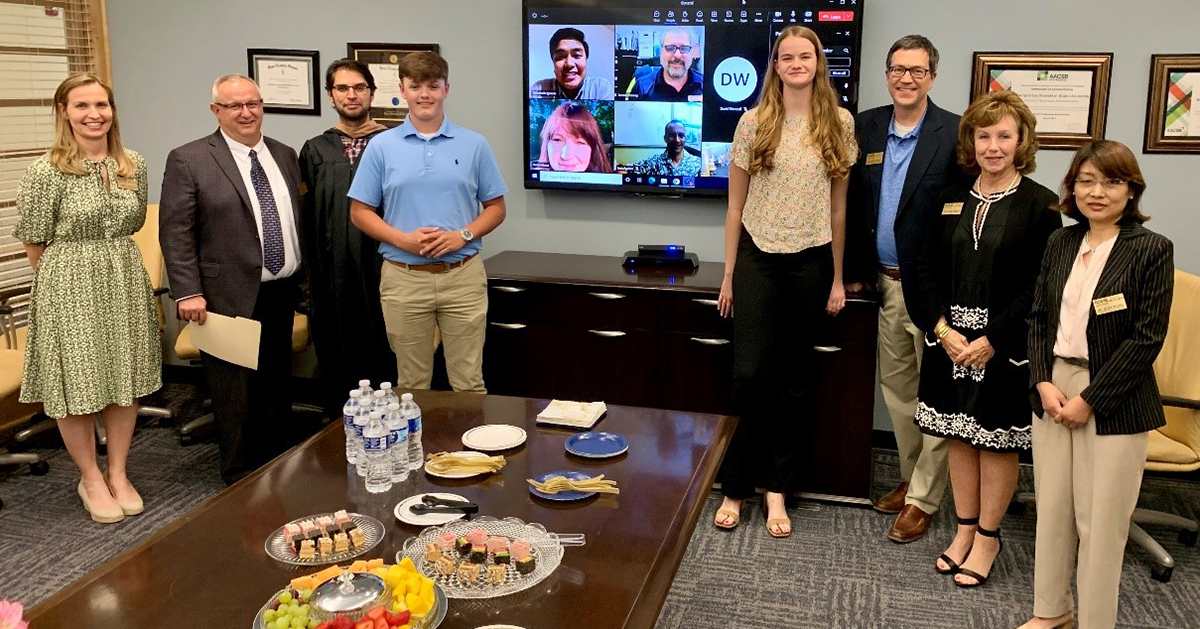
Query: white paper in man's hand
184 312 261 370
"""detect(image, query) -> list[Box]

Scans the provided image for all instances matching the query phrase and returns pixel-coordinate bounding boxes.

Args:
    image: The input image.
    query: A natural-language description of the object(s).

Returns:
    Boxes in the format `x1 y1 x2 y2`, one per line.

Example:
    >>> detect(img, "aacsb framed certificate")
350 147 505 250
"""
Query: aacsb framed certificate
971 52 1113 149
1145 55 1200 154
247 48 320 116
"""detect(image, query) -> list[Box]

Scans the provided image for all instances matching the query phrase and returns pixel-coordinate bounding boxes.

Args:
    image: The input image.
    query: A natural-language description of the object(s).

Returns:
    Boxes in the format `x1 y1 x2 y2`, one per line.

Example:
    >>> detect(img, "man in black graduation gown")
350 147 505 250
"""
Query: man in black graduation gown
300 59 395 411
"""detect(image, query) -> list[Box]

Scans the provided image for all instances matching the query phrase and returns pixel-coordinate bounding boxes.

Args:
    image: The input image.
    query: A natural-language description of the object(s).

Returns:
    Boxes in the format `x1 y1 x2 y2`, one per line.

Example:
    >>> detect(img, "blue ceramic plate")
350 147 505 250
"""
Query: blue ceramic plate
565 431 629 459
528 470 597 501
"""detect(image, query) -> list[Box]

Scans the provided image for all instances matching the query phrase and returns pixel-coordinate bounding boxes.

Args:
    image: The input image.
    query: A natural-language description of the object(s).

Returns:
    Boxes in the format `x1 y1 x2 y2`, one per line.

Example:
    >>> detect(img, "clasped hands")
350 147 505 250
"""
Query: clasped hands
398 227 466 259
1037 381 1092 429
938 327 994 370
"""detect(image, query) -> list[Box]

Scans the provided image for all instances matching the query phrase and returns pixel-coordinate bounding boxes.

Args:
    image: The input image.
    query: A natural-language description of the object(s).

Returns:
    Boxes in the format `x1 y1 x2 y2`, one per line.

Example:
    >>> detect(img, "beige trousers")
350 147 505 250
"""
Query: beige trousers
379 257 488 393
878 273 948 512
1032 359 1148 629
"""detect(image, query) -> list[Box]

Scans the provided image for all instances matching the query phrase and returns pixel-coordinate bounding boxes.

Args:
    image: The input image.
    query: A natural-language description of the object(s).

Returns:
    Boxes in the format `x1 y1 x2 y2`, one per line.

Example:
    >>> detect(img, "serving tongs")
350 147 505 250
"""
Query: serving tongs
408 495 479 515
547 532 586 547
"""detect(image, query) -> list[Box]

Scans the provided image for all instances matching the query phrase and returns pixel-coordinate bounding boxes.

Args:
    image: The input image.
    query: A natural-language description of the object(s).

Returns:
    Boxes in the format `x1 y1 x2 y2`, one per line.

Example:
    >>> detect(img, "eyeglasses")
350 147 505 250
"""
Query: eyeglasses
332 84 371 94
887 66 931 80
662 44 694 54
214 100 263 112
1074 177 1127 191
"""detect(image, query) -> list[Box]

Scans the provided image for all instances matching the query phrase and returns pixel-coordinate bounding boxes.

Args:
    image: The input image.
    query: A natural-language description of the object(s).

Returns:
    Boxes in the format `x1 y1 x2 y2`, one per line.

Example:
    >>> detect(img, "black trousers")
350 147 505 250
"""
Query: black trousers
718 233 831 498
202 276 299 485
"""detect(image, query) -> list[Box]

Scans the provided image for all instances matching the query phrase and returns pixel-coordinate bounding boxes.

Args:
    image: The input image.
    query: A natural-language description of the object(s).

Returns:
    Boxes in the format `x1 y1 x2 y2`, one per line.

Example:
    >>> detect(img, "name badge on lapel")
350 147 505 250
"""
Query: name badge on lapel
865 152 884 166
1093 293 1128 315
115 176 139 191
942 202 963 216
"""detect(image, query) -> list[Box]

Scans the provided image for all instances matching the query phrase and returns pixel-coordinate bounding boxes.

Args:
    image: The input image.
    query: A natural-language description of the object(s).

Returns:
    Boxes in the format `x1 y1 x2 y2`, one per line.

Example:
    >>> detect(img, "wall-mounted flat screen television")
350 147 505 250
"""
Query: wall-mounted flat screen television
523 0 864 197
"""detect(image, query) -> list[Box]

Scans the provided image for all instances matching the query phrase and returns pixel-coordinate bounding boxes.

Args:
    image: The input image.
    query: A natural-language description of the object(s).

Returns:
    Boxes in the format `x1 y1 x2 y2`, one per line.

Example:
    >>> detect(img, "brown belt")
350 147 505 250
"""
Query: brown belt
386 253 477 273
1057 356 1089 369
879 266 902 281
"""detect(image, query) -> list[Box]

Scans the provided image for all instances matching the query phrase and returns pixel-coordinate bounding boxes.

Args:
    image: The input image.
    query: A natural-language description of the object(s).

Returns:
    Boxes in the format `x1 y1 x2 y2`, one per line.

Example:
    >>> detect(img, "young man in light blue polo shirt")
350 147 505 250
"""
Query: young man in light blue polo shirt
349 51 507 392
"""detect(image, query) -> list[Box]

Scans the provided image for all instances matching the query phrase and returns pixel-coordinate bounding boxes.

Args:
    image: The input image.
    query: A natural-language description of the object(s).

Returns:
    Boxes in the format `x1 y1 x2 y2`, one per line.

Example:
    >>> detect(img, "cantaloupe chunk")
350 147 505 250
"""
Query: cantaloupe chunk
289 575 315 592
311 565 343 586
348 560 369 573
366 558 385 569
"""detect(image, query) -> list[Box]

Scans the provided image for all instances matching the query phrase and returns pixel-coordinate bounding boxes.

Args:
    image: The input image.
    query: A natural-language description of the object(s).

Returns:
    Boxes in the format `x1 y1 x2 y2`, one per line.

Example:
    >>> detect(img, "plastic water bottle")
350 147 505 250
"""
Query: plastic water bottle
371 389 388 413
400 393 424 471
380 382 399 407
385 402 409 482
362 410 393 494
353 401 371 477
342 389 363 464
356 379 374 399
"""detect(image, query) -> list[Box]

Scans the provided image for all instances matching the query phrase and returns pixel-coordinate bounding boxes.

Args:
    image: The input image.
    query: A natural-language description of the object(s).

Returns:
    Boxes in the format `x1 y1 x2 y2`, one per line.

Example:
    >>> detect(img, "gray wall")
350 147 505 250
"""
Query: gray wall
108 0 1200 426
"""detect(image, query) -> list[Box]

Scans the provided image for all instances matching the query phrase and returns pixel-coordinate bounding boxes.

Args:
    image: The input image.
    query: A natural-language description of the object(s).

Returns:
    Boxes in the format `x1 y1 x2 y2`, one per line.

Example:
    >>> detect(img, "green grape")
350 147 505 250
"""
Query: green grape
299 590 312 603
278 592 294 605
290 616 306 629
273 617 290 629
290 606 305 618
307 619 319 629
263 609 277 623
298 604 311 615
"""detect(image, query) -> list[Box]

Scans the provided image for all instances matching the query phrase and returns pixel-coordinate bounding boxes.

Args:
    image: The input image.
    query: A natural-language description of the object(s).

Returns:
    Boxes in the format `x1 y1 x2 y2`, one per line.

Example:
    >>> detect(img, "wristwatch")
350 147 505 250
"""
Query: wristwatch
459 228 474 243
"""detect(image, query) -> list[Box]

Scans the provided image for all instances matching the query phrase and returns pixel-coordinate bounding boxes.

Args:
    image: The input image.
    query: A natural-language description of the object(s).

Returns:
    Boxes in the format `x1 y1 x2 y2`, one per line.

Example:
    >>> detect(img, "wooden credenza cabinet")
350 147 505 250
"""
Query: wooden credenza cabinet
482 251 879 501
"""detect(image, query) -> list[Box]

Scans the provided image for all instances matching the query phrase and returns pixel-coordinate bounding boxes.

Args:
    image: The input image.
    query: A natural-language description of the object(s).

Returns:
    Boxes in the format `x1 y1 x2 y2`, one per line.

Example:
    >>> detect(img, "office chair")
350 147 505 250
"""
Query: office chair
0 289 50 510
1014 269 1200 583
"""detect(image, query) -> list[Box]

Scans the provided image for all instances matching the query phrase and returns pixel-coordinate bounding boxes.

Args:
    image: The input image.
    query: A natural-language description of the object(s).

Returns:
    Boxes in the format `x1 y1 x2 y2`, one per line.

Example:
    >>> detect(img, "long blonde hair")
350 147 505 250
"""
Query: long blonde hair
48 73 134 177
748 26 852 179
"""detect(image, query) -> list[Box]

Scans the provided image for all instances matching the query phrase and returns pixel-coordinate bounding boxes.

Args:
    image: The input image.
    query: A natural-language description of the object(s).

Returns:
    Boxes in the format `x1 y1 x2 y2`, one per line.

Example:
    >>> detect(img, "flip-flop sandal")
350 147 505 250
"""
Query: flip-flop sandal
714 509 740 530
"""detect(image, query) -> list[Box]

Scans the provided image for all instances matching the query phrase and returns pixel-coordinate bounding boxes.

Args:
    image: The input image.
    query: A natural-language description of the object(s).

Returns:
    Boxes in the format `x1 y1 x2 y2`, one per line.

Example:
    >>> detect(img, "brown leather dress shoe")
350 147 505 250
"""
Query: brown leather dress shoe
873 481 909 514
887 504 933 543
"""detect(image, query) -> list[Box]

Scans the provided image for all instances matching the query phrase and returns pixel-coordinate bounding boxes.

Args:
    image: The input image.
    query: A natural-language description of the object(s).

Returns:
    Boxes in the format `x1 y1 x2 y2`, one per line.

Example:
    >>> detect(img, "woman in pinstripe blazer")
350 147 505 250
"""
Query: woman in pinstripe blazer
1021 140 1173 629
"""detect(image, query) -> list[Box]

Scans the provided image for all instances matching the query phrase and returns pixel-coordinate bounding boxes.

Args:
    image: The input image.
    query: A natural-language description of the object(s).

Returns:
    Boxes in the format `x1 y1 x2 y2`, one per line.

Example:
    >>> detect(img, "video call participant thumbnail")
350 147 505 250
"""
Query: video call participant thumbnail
623 27 703 102
532 100 613 173
629 120 700 176
530 27 615 100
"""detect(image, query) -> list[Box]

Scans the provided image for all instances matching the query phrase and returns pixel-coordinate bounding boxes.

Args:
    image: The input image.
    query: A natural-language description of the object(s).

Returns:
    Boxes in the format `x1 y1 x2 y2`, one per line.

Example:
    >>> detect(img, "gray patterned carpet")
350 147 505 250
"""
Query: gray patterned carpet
2 383 1199 628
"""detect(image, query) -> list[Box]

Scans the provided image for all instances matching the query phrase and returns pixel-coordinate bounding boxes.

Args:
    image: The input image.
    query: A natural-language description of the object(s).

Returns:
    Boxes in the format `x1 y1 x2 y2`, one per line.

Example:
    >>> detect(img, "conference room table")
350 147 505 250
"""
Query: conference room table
27 390 735 629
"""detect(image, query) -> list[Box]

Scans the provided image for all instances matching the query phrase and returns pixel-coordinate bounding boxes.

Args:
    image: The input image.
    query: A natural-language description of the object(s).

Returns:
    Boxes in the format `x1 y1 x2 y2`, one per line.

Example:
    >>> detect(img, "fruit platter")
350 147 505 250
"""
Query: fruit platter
397 516 568 600
253 558 447 629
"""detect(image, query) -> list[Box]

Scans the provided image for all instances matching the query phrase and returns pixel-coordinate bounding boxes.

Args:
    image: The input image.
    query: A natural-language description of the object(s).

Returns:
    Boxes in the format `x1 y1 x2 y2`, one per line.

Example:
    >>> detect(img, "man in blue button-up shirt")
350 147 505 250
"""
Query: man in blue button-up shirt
349 52 507 392
846 35 963 544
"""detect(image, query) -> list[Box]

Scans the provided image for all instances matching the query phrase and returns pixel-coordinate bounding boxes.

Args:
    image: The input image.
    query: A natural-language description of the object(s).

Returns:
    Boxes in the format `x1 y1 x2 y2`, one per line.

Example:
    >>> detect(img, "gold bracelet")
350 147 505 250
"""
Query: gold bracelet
935 323 951 340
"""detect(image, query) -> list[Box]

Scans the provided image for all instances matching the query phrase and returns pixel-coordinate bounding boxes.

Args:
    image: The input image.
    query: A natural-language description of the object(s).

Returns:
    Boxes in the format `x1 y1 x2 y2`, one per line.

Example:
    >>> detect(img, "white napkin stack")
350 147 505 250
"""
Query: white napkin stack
536 400 608 429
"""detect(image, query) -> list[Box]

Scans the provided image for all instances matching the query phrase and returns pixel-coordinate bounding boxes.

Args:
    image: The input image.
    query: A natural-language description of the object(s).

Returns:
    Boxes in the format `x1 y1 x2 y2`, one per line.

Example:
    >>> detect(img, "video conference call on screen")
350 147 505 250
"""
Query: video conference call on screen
523 0 864 197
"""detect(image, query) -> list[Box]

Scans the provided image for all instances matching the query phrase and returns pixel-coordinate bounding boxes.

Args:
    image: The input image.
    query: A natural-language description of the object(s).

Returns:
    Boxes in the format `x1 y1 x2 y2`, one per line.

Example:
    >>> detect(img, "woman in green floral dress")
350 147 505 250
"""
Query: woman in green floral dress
13 74 161 524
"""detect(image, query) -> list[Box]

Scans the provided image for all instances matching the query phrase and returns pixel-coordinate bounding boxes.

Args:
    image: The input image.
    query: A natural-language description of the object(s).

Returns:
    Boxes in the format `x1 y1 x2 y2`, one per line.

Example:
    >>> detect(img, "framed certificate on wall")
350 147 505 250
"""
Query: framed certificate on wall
346 42 440 127
247 48 320 116
1144 54 1200 154
971 52 1113 149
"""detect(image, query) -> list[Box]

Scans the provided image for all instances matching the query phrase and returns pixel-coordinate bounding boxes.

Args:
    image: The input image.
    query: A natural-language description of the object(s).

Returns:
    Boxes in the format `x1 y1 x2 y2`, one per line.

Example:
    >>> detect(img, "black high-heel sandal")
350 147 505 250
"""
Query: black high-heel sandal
935 516 979 575
955 526 1003 588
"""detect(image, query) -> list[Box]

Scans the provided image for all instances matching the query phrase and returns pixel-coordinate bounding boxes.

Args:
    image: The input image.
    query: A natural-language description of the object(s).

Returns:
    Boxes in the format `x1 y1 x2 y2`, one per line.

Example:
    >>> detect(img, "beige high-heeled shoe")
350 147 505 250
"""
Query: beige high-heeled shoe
105 474 144 516
78 481 124 524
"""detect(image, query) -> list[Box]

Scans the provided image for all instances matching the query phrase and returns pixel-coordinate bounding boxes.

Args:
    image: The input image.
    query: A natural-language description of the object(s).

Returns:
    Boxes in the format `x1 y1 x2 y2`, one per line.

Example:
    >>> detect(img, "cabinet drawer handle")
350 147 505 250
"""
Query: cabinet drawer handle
489 322 527 330
691 298 719 307
689 337 730 346
813 345 842 353
588 292 626 300
587 330 626 338
493 286 525 293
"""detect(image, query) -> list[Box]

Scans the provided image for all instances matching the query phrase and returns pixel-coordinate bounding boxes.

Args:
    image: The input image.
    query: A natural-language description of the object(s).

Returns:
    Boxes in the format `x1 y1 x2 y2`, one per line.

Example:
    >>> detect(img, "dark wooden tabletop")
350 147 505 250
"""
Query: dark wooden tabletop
27 390 735 629
484 250 725 292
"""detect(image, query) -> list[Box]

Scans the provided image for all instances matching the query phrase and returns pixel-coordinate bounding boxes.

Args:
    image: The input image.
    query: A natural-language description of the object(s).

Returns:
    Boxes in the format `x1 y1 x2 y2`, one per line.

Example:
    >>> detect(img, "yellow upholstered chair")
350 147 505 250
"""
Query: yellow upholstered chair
1132 269 1200 582
0 289 50 508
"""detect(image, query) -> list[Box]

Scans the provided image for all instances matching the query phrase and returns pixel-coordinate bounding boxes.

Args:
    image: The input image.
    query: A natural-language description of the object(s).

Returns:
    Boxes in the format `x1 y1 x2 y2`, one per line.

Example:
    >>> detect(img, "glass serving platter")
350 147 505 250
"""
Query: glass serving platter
263 512 385 566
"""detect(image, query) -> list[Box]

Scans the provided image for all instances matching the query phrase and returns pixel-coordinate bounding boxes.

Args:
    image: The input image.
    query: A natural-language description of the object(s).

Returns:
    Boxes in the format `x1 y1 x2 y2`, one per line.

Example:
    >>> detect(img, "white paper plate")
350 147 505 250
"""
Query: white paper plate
461 424 527 452
394 492 470 526
424 450 499 479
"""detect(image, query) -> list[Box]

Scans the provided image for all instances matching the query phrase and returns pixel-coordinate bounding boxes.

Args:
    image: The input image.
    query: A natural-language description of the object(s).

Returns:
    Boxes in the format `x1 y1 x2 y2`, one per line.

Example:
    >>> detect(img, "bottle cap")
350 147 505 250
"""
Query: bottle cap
358 379 370 386
401 393 414 401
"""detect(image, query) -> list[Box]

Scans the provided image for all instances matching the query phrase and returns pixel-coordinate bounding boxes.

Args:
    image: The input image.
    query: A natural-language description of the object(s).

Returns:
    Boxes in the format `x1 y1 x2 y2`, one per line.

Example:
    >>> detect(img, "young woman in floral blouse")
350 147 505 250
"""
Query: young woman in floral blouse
714 26 857 538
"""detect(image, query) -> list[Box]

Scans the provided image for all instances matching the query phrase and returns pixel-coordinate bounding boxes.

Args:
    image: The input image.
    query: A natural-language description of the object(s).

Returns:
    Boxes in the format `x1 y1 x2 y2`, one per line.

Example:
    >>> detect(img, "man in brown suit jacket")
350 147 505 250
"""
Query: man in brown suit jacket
159 74 303 484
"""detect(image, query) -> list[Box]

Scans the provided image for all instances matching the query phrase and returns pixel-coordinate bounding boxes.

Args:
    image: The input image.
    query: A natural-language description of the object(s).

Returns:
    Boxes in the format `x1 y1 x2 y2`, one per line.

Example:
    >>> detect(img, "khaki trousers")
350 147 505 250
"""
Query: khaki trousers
878 273 948 512
379 256 488 393
1032 359 1148 629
